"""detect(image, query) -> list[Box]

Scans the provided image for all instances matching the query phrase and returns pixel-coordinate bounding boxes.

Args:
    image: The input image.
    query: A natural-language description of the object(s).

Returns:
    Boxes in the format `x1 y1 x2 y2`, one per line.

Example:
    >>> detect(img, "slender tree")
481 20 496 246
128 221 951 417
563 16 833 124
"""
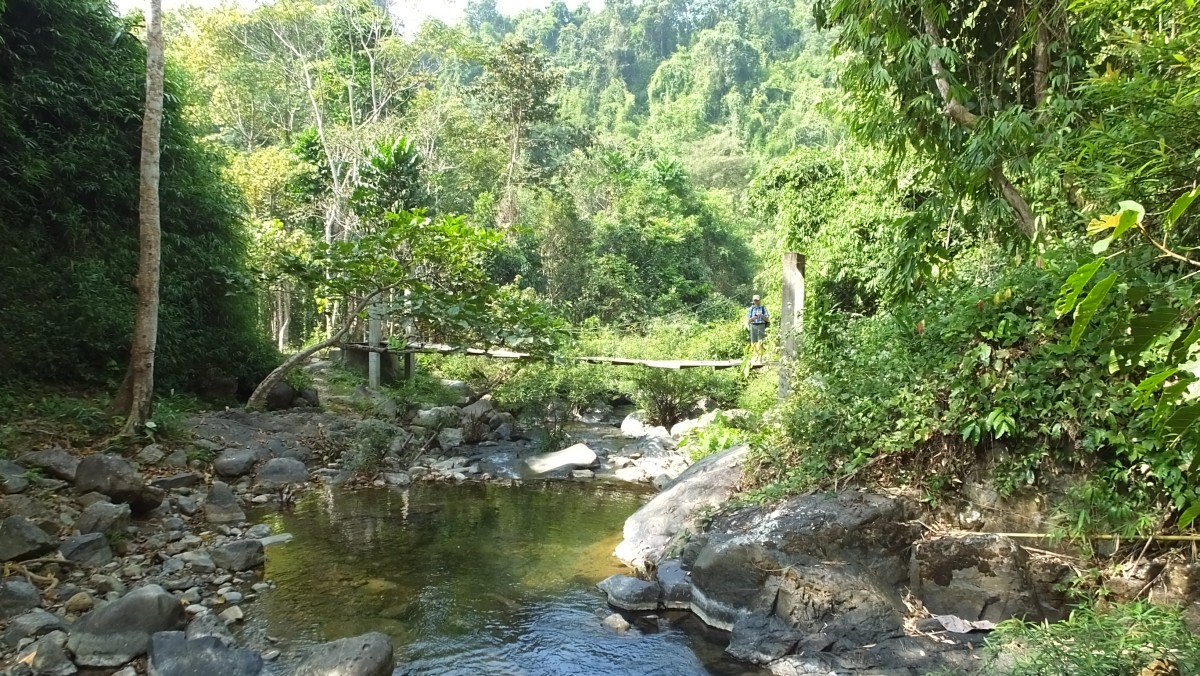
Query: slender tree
111 0 165 435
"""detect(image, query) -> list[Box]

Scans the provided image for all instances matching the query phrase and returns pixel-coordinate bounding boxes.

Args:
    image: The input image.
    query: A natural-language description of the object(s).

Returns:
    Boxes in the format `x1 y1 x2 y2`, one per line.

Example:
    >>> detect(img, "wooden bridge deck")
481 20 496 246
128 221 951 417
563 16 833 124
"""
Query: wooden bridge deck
341 342 764 370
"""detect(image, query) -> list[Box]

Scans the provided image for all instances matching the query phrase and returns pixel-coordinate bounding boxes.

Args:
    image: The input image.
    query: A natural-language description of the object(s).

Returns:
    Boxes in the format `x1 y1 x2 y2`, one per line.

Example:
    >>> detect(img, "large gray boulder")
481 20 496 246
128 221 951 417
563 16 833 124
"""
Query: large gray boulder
255 457 309 488
148 630 263 676
210 540 264 572
20 447 80 482
67 584 186 667
213 448 263 478
74 454 164 513
204 482 246 524
910 533 1043 623
293 632 394 676
687 492 917 654
0 515 56 562
524 443 597 476
614 445 748 568
75 501 131 537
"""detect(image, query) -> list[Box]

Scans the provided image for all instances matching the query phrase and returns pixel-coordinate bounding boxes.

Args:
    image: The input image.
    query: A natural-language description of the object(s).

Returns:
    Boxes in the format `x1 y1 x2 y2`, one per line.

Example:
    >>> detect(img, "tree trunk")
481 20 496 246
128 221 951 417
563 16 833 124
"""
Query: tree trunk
110 0 165 435
1033 18 1051 107
276 285 291 352
923 11 1038 241
246 291 381 411
499 119 521 227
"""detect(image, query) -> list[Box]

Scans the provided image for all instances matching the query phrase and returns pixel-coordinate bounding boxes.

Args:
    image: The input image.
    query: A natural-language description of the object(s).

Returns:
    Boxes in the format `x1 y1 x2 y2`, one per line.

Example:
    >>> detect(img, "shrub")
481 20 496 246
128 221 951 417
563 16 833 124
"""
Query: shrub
680 413 748 462
987 601 1200 675
748 244 1191 536
345 419 401 474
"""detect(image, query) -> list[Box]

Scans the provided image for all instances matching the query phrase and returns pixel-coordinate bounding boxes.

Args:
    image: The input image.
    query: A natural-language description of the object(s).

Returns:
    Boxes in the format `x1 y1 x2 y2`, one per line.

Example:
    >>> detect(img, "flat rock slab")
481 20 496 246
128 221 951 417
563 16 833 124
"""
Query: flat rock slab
210 540 265 572
597 574 661 611
293 632 394 676
524 443 597 475
148 630 263 676
59 532 113 566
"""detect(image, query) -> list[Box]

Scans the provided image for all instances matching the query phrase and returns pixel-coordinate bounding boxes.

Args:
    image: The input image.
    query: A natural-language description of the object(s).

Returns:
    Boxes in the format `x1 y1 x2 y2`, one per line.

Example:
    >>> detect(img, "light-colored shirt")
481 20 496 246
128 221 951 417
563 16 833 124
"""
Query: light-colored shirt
748 304 768 324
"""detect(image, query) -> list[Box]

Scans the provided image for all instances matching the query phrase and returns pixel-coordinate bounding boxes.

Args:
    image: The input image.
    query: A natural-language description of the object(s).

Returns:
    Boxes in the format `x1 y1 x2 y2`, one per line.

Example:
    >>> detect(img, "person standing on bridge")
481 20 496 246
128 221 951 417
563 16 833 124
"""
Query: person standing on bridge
746 294 769 362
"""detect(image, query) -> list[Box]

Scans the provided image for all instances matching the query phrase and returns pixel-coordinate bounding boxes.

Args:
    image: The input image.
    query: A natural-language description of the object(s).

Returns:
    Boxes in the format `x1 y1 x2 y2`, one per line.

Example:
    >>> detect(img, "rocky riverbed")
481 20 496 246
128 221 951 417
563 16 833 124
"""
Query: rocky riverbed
0 380 719 676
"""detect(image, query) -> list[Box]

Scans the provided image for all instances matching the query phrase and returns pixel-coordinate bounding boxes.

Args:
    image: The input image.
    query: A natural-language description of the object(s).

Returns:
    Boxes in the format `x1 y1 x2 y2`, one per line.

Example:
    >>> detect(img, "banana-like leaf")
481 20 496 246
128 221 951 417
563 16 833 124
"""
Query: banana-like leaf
1070 273 1116 347
1056 259 1103 317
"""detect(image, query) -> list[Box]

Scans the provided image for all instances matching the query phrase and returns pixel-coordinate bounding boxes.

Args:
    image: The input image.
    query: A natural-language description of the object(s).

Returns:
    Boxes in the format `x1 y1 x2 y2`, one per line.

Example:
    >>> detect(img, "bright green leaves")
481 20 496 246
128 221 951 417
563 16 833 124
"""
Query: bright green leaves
1166 187 1200 232
1069 273 1117 348
1056 259 1103 318
1055 255 1116 349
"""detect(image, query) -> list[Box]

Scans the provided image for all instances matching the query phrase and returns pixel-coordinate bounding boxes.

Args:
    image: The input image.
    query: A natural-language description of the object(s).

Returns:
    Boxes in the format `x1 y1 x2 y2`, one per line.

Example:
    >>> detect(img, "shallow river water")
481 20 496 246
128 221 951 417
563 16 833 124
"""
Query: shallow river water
249 482 765 675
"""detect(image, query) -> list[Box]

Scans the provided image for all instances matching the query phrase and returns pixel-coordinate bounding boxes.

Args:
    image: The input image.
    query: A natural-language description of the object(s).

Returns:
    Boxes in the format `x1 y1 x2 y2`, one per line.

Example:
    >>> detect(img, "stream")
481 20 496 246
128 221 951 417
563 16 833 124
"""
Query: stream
245 422 766 675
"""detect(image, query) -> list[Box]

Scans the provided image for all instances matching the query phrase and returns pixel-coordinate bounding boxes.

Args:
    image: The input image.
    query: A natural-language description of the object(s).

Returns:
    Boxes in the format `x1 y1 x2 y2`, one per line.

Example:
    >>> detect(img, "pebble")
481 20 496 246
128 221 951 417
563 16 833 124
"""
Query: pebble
263 649 280 661
251 495 272 504
219 606 244 624
602 613 631 633
252 583 271 593
64 591 94 613
213 574 232 585
185 604 208 615
223 591 244 604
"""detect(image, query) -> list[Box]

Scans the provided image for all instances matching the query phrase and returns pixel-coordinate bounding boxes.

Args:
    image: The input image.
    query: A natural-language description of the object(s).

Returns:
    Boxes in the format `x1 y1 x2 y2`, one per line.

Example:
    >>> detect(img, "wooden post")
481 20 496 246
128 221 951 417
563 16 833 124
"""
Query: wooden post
779 252 805 398
368 304 382 389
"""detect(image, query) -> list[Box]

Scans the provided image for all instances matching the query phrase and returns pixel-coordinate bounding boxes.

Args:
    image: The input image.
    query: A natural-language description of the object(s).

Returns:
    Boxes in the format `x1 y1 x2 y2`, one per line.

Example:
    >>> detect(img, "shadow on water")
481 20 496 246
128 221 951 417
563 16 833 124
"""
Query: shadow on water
249 483 765 675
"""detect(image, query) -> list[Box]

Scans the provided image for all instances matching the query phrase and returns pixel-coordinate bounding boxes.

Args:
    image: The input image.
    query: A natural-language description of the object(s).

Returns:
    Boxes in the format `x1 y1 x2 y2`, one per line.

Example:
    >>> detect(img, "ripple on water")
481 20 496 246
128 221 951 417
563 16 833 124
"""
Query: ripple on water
248 483 765 676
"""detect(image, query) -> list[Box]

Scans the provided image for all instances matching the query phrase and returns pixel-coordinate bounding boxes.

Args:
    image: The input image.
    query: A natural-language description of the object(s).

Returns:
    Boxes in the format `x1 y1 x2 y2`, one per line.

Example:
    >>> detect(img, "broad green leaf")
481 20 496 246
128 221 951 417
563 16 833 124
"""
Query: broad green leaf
1166 188 1200 229
1091 236 1113 254
1111 207 1142 240
1178 501 1200 529
1070 273 1116 348
1056 259 1103 317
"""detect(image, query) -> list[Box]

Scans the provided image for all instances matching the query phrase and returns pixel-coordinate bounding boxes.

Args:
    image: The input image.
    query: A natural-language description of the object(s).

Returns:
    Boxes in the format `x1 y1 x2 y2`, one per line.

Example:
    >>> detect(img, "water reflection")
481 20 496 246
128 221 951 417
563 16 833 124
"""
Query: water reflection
251 484 764 675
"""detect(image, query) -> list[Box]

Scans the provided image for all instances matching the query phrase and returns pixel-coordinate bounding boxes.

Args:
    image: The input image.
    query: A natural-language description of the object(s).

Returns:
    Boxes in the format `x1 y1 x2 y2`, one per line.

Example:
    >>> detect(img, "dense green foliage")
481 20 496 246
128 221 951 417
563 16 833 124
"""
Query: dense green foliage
988 601 1200 675
0 0 274 391
740 0 1200 539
